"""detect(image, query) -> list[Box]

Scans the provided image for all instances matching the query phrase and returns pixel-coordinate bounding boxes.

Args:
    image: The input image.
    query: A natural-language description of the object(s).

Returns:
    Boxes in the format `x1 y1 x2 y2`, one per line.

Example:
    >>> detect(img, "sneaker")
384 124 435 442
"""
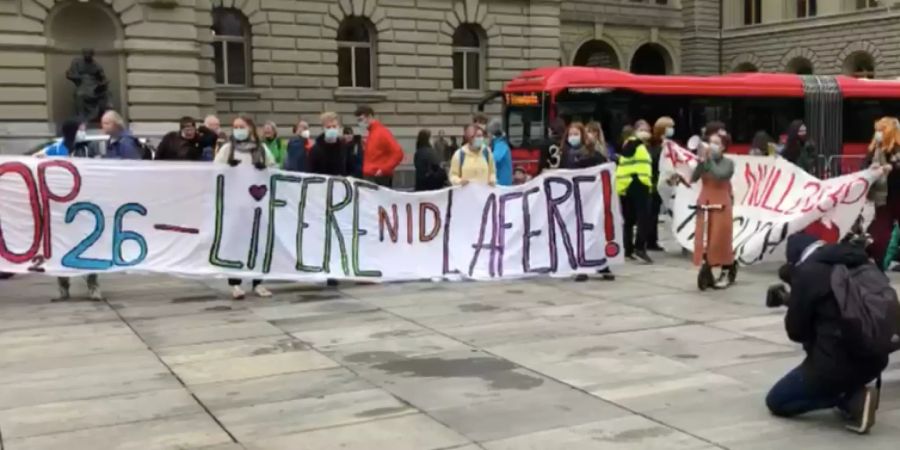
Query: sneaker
574 274 588 282
845 386 878 434
647 244 665 252
231 285 246 300
87 287 105 302
254 285 273 298
635 250 654 264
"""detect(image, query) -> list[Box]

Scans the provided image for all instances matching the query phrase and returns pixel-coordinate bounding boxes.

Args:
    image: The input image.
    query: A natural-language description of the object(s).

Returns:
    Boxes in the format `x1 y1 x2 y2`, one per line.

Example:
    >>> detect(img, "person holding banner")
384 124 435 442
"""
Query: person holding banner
214 115 276 300
450 124 496 187
865 117 900 269
691 130 735 274
646 117 675 252
616 120 654 264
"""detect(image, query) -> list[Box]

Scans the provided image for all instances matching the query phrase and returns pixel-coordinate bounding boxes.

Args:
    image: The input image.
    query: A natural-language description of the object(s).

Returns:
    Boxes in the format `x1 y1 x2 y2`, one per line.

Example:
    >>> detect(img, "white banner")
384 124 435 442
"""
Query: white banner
659 142 878 264
0 158 623 281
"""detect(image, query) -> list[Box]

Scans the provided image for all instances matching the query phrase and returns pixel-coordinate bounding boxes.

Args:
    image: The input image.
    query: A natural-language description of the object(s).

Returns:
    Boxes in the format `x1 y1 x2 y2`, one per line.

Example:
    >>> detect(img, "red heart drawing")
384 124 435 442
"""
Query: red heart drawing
248 185 267 201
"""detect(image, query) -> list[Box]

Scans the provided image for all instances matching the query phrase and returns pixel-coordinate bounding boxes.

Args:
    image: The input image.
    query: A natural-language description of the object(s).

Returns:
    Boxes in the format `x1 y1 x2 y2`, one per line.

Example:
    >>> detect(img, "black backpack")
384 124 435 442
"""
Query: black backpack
831 263 900 357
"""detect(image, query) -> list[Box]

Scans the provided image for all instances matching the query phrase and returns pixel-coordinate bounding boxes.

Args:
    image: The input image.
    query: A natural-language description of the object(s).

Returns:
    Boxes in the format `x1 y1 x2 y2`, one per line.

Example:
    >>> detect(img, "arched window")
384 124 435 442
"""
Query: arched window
212 8 250 86
844 52 875 79
630 44 671 75
786 57 813 75
452 24 484 90
337 17 375 88
573 40 620 69
733 62 759 73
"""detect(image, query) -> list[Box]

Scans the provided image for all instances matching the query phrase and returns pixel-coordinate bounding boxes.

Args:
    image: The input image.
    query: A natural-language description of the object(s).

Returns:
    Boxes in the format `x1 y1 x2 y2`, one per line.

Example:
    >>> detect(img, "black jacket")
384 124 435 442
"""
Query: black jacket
156 131 202 161
308 134 353 177
284 137 309 172
566 149 607 169
414 145 447 191
785 244 889 394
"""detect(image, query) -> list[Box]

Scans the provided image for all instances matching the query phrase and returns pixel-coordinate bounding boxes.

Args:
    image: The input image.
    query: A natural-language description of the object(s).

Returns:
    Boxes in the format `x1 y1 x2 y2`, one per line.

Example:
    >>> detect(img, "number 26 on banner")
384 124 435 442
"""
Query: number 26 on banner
61 202 148 270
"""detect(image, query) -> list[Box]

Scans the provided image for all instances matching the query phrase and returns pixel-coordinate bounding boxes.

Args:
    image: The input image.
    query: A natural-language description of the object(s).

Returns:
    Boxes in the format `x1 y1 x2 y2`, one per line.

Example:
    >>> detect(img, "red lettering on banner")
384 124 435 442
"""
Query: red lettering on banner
771 172 796 213
37 160 81 259
760 168 783 212
840 178 869 205
798 182 823 214
0 161 42 264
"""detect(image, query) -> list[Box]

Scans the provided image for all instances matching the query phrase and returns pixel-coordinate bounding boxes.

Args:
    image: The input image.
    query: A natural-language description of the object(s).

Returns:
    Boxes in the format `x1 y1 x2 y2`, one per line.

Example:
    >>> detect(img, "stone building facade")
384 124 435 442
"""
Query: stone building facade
0 0 898 154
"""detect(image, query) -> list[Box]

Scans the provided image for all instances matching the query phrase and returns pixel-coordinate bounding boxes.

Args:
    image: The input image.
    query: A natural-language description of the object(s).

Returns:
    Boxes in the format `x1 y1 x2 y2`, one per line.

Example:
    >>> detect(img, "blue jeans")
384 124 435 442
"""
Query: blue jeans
766 366 847 417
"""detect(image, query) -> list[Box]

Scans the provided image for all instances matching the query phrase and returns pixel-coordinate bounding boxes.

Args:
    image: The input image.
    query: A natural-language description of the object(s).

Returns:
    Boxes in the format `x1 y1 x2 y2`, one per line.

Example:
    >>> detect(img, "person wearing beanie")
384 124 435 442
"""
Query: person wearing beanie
766 232 886 434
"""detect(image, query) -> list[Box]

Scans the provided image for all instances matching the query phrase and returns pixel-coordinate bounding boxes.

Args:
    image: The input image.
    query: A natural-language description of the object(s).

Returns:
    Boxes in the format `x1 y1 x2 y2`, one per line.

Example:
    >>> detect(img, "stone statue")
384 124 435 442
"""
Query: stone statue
66 48 110 123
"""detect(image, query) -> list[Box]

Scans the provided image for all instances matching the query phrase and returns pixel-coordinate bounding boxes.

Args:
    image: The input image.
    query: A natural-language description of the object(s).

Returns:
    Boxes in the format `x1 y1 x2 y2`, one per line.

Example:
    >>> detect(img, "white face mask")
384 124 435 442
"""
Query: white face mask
471 137 484 149
324 127 339 143
709 143 723 158
665 127 675 138
75 130 87 142
568 135 582 148
875 131 884 143
232 128 249 142
300 130 310 139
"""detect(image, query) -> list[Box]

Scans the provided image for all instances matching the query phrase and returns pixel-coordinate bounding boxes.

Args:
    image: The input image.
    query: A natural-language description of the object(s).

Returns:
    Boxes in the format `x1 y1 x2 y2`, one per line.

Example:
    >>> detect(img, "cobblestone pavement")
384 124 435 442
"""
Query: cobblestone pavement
0 252 899 450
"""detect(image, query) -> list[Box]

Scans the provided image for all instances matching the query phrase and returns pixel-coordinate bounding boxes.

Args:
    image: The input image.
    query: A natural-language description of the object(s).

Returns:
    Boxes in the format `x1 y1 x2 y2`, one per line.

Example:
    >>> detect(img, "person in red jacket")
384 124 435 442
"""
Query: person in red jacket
356 105 404 187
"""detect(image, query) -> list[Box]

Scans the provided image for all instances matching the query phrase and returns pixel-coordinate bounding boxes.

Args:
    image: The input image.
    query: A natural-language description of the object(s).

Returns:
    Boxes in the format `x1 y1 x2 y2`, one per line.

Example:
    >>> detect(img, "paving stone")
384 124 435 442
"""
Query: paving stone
243 414 471 450
3 413 232 450
156 336 309 366
0 388 203 439
170 350 339 385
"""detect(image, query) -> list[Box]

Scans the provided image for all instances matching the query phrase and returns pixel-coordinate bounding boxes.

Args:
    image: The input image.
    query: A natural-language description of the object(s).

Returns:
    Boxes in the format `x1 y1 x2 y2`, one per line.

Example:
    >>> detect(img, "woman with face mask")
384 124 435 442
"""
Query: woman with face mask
645 117 676 252
864 117 900 269
261 121 287 168
691 129 736 276
783 120 817 174
214 115 276 300
449 124 496 186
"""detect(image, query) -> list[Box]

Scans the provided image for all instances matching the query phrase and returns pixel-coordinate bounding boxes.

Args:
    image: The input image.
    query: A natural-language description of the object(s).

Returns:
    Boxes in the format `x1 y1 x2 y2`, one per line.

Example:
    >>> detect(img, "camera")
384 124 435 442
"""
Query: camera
766 284 789 308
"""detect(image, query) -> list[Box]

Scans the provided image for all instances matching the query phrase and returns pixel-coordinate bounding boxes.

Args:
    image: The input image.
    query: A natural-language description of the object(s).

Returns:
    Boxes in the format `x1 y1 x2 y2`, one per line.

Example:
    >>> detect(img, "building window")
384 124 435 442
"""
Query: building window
797 0 817 18
452 24 484 91
212 8 250 86
844 52 875 79
573 40 620 69
744 0 762 25
857 0 879 9
337 16 375 88
786 57 814 75
734 63 759 73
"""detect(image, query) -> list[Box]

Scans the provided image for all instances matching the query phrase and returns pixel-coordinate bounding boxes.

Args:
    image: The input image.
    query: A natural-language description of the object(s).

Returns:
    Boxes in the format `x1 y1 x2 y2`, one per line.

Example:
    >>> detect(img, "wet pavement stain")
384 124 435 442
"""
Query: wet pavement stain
568 345 616 358
251 339 307 355
538 300 556 306
344 351 406 365
458 303 500 313
171 295 218 304
372 356 544 390
506 289 525 294
354 406 410 418
593 427 673 442
674 354 699 359
369 329 418 339
204 305 233 312
291 292 344 303
739 350 797 359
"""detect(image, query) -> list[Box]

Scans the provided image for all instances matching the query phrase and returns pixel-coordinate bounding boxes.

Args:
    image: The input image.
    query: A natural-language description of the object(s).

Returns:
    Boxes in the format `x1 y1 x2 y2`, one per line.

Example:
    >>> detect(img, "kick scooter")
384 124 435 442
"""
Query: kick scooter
691 203 737 291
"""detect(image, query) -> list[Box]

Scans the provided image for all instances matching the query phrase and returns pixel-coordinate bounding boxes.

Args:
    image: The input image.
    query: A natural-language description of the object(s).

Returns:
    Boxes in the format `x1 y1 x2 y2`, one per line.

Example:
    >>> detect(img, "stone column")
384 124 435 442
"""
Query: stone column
680 0 721 74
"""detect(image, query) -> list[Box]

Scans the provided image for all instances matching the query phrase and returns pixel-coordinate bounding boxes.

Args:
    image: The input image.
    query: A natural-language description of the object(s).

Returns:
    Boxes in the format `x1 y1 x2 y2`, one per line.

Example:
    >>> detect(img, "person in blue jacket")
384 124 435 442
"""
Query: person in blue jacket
487 118 513 186
36 119 82 157
100 110 142 159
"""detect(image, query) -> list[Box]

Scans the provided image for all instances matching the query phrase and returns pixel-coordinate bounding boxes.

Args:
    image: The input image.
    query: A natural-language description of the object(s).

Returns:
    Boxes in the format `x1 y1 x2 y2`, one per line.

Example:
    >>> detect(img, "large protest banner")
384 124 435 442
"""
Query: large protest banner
659 142 878 264
0 158 623 281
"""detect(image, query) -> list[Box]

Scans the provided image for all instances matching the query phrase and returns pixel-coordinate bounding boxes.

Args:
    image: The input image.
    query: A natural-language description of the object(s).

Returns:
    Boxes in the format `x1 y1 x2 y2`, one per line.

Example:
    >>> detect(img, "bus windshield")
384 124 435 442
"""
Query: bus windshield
505 105 545 148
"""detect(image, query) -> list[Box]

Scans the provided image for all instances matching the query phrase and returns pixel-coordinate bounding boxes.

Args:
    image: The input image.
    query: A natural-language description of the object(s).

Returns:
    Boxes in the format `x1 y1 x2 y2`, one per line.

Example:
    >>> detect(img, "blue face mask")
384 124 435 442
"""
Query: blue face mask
324 127 340 142
568 135 582 148
232 128 249 142
472 137 484 149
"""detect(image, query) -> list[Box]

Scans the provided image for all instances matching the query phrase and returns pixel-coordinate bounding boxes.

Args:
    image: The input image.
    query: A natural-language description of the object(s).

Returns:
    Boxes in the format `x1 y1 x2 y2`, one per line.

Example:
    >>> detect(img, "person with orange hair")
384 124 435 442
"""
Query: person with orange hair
865 117 900 268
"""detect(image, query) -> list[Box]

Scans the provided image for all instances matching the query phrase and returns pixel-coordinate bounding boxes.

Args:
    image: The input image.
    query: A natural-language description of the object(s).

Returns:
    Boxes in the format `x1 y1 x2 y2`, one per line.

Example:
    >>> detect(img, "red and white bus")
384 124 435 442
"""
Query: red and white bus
496 67 900 177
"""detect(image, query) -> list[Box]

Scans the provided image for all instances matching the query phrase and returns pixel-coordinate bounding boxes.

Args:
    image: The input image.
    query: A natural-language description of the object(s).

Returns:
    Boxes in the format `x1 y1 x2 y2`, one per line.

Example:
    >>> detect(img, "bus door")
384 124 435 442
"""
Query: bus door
504 92 546 176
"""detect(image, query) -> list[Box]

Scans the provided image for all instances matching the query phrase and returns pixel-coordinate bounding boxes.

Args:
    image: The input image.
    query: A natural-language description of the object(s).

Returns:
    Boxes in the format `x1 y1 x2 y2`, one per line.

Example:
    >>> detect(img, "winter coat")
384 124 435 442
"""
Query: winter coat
308 134 354 177
784 243 889 395
155 131 202 161
491 135 513 186
414 144 447 191
105 131 142 160
284 137 311 172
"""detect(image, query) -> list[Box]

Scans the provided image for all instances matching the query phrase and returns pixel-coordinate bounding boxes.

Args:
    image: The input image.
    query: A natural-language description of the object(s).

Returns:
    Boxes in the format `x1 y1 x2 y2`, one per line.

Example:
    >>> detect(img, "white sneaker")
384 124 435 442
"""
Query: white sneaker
254 285 272 298
231 285 246 300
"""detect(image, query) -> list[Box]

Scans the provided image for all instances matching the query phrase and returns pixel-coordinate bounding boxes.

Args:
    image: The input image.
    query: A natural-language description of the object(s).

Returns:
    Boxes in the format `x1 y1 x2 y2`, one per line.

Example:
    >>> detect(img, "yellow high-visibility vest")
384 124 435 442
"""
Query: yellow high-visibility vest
616 138 653 195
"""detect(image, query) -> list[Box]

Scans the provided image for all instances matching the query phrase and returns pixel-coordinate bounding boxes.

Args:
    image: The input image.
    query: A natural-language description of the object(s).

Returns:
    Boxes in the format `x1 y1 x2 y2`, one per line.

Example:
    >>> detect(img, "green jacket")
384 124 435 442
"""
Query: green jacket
264 138 287 167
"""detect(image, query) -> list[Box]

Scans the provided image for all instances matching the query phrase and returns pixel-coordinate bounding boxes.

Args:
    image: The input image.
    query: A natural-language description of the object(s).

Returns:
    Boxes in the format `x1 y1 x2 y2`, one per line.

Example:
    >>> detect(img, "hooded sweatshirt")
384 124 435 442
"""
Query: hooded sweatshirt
784 240 888 394
362 119 404 177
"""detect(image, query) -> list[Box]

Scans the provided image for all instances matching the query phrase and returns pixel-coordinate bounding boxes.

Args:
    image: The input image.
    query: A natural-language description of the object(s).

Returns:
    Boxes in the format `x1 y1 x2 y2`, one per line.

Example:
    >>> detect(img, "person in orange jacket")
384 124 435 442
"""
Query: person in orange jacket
356 105 404 187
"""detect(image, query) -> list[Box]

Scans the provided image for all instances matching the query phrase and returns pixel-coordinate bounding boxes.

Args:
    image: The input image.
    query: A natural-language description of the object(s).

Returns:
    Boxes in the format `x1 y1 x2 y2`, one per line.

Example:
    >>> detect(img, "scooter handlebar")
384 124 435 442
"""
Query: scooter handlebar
689 204 724 211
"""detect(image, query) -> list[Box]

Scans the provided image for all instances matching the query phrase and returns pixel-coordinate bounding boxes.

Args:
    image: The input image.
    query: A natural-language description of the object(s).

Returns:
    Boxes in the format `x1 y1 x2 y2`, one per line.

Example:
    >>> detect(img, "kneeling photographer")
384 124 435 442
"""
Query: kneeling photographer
766 233 894 434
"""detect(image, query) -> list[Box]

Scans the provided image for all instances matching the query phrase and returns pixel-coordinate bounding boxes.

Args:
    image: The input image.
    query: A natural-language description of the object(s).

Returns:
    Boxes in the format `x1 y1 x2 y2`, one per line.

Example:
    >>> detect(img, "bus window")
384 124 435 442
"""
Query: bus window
844 99 900 143
505 106 544 148
689 98 730 134
731 98 803 144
